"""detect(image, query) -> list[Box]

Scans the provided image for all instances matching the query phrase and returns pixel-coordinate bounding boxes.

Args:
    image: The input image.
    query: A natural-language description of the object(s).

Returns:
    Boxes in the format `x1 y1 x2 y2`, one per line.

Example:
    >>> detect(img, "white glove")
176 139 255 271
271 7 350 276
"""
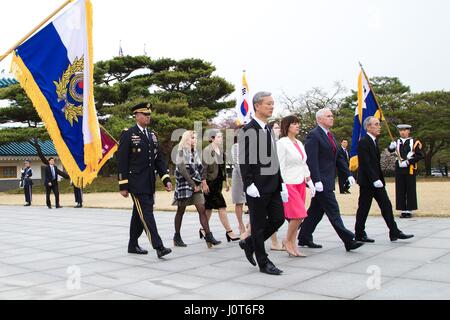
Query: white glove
348 176 356 187
246 183 260 198
307 180 316 198
399 160 409 168
314 181 324 193
407 152 415 160
373 180 384 188
389 141 397 149
280 183 289 202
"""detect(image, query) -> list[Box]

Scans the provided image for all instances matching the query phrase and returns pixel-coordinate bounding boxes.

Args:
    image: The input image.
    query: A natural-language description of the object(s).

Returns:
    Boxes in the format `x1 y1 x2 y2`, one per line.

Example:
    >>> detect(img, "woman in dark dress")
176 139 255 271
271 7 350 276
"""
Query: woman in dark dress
202 130 239 242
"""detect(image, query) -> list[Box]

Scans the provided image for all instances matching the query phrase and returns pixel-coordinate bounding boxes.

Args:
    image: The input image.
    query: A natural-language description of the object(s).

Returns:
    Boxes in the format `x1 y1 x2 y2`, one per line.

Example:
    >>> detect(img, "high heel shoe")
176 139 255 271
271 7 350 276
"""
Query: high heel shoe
173 233 187 247
226 230 240 242
205 232 222 248
283 240 300 257
199 228 205 239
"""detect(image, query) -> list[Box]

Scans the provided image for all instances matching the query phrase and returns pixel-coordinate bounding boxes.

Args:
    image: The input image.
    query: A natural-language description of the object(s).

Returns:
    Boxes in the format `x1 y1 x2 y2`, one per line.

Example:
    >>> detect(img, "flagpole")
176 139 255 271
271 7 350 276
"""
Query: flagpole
358 62 396 142
0 0 74 63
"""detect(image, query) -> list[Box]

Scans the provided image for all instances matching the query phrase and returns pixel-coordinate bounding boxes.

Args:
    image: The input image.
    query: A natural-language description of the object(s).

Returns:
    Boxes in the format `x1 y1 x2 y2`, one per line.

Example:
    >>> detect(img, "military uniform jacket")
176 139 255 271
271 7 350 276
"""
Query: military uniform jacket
388 138 424 175
117 125 171 194
21 167 33 187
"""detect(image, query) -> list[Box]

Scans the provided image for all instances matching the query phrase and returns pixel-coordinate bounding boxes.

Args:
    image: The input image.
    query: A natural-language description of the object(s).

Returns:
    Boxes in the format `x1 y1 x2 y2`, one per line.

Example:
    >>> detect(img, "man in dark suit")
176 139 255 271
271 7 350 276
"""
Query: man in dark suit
238 91 285 275
297 108 363 252
21 160 33 206
337 139 351 194
354 116 414 242
117 102 173 259
45 157 61 209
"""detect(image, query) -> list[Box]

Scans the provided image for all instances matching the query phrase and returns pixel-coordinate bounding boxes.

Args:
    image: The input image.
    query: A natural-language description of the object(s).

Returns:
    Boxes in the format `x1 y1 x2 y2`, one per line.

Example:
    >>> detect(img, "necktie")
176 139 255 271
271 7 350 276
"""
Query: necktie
265 125 273 155
143 129 149 141
51 166 55 180
327 132 336 154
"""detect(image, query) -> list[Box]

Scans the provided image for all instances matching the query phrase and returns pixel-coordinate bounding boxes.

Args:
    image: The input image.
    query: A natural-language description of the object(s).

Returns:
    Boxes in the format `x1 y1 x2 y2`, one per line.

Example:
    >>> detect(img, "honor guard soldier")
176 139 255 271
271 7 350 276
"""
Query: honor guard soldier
117 102 173 259
388 124 424 218
21 160 33 206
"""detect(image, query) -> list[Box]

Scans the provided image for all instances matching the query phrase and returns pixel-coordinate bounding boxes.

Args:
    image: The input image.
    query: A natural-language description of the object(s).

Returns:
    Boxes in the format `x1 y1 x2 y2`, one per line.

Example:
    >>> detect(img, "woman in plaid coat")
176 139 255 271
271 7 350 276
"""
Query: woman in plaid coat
172 130 221 248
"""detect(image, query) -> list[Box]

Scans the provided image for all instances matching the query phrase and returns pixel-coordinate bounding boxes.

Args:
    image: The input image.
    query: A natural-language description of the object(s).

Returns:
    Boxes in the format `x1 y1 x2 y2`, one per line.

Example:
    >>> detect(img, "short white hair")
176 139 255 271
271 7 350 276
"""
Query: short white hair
316 108 332 122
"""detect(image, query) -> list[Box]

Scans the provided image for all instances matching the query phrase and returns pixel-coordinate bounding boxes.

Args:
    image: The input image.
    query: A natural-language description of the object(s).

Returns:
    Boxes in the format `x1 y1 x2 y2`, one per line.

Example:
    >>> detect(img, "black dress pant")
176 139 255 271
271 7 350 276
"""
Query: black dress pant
46 182 60 207
244 192 285 268
298 191 354 244
24 184 32 204
355 186 399 237
129 193 163 250
74 187 83 204
338 173 350 193
395 173 417 211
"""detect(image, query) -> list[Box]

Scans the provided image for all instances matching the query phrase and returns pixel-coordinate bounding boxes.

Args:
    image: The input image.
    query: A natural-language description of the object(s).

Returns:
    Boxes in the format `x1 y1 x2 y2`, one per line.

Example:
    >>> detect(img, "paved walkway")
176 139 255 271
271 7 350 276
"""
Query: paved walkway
0 205 449 300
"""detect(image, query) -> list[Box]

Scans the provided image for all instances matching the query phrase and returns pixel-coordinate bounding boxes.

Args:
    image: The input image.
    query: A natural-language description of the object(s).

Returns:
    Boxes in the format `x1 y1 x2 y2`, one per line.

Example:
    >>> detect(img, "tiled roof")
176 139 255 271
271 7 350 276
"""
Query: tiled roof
0 140 57 157
0 76 18 88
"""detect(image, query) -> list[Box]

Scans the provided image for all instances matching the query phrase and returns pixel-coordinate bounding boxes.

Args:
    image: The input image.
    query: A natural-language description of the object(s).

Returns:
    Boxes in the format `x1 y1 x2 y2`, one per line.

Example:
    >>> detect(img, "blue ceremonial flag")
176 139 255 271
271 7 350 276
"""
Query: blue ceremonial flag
10 0 103 187
349 67 383 171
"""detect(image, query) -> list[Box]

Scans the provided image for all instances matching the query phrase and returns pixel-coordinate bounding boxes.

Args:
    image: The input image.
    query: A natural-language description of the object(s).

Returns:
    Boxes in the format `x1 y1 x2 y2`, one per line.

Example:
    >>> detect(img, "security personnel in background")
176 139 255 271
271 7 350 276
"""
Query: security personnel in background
21 160 33 206
388 124 424 218
337 139 351 194
117 102 173 259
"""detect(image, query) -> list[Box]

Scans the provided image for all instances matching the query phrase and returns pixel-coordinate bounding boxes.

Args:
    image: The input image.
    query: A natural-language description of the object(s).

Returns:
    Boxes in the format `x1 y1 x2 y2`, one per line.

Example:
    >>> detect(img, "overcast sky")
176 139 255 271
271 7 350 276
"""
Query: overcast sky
1 0 450 113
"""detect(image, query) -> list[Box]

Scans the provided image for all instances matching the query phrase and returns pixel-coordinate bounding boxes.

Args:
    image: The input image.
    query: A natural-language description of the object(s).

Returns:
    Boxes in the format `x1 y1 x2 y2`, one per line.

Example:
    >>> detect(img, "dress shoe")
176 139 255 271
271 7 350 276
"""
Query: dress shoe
47 206 52 209
298 239 322 249
56 206 63 209
390 231 414 242
24 203 31 207
345 191 351 194
345 240 364 252
356 235 375 243
400 212 412 219
239 240 256 266
156 246 172 259
74 203 82 208
260 262 283 275
128 245 148 255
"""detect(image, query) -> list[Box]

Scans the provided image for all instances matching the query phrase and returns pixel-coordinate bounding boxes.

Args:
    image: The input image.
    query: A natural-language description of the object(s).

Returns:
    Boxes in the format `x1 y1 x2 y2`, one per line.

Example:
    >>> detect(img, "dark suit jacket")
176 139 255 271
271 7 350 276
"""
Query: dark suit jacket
305 126 351 192
239 118 283 194
337 147 350 177
44 165 59 186
117 125 171 194
357 135 385 187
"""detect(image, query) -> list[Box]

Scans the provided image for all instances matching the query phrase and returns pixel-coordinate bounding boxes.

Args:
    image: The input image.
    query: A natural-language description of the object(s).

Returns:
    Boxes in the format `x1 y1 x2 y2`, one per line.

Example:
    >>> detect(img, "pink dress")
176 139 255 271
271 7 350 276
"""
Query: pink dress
283 142 308 219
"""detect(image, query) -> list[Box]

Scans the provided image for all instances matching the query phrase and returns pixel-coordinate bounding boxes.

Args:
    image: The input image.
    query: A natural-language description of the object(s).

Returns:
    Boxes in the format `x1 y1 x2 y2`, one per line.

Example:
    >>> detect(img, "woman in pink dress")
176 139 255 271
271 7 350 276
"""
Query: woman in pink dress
277 115 316 257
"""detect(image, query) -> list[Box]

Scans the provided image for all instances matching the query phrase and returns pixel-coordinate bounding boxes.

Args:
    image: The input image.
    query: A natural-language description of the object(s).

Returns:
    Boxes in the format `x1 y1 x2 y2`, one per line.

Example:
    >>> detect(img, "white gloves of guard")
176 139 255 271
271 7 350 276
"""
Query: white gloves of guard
246 183 260 198
373 180 384 188
280 183 289 202
307 180 316 198
314 181 324 193
348 176 356 187
399 160 409 168
389 141 397 149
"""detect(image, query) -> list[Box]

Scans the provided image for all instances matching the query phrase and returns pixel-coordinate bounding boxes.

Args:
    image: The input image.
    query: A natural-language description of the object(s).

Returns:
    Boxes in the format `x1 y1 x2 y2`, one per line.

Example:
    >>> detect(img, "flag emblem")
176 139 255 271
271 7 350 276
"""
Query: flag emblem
54 56 85 126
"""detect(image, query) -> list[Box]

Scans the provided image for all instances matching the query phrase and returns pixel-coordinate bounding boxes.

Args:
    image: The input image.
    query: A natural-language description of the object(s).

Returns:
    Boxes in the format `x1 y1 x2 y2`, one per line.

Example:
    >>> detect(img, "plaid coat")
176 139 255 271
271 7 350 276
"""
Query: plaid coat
174 149 203 200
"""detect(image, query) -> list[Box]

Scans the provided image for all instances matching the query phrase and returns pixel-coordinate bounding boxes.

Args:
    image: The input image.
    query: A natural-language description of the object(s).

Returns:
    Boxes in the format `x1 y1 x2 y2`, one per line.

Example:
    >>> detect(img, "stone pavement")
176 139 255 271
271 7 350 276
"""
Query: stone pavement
0 205 449 300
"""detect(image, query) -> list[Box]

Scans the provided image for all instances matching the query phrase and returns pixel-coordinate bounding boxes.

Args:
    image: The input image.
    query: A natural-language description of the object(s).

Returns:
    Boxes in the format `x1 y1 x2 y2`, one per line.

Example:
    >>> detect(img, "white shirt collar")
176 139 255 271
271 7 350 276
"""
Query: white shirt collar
319 125 329 135
367 133 377 142
137 124 147 132
253 116 268 131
